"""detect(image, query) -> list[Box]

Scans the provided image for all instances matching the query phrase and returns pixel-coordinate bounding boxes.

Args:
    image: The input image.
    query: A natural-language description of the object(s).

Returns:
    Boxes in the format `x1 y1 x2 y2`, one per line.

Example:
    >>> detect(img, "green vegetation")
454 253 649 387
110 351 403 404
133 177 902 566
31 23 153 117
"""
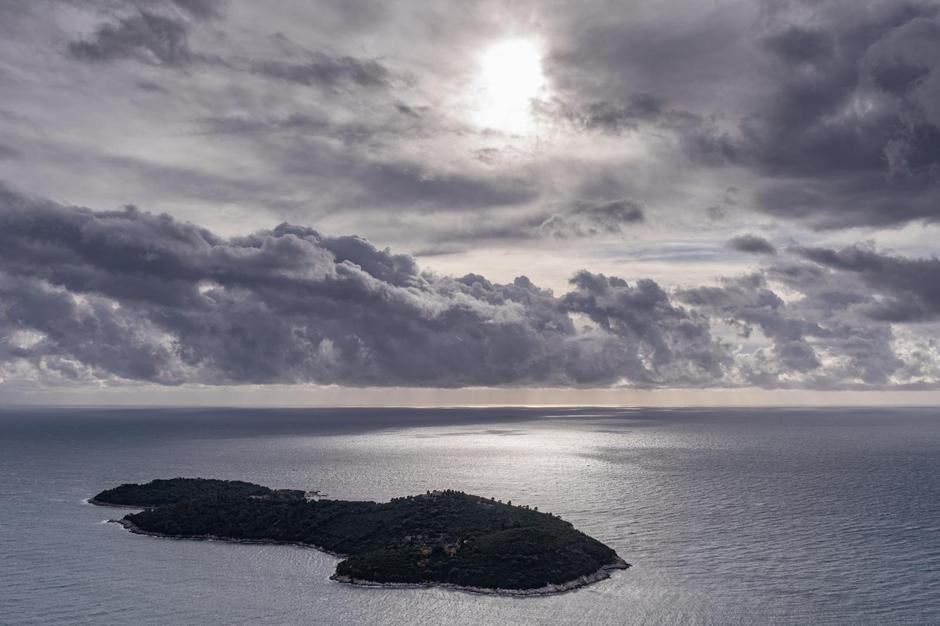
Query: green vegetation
92 478 274 507
92 479 628 591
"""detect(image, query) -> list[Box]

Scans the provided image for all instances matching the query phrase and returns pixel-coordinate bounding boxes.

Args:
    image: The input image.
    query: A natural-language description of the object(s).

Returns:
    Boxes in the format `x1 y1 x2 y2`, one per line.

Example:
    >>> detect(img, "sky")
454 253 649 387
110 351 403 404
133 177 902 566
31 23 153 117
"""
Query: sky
1 0 940 405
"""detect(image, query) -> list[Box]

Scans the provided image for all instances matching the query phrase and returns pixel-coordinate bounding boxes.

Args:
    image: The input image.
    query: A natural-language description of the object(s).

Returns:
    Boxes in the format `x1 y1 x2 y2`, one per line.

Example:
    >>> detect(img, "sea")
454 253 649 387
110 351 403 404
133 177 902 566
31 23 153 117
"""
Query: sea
1 406 938 625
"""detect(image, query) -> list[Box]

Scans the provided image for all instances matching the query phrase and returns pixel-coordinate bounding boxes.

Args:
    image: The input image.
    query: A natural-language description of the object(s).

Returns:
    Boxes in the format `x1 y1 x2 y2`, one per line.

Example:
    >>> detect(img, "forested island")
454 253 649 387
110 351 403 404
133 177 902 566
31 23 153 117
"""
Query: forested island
91 478 629 594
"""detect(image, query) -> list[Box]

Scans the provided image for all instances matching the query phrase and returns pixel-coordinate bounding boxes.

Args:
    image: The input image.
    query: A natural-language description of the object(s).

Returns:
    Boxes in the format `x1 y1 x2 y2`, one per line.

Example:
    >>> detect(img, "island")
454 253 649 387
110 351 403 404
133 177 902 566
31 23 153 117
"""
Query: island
91 478 629 595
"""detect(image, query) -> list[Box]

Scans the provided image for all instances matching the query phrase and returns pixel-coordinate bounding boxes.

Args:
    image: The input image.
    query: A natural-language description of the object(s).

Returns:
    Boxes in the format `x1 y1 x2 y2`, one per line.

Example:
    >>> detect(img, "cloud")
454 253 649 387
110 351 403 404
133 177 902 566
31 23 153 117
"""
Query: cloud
67 2 393 94
0 143 18 160
561 271 727 385
353 161 538 212
5 0 940 393
13 0 934 261
68 10 194 66
539 94 665 134
738 1 940 228
135 80 170 93
192 106 534 215
679 273 827 380
676 246 940 387
542 0 940 229
170 0 225 21
792 244 940 322
679 268 904 389
1 186 936 390
761 25 833 66
409 198 643 250
539 199 645 238
0 185 654 387
727 234 776 255
250 54 391 89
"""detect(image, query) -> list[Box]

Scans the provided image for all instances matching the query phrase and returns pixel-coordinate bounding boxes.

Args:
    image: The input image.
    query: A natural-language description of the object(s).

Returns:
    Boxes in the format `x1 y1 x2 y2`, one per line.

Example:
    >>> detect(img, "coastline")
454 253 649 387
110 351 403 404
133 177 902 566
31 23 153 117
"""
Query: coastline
330 558 630 597
108 518 629 596
87 498 150 510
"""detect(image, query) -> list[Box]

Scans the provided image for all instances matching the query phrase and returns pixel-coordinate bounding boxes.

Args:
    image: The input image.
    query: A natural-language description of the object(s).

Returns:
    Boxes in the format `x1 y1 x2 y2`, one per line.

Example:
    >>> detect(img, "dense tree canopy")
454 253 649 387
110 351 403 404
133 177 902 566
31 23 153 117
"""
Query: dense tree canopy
93 478 626 590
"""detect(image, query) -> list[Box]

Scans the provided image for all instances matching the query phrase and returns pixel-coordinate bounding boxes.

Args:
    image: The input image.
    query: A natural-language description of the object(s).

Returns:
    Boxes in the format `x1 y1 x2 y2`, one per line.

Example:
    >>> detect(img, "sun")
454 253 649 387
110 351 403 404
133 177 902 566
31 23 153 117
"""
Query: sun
473 39 547 135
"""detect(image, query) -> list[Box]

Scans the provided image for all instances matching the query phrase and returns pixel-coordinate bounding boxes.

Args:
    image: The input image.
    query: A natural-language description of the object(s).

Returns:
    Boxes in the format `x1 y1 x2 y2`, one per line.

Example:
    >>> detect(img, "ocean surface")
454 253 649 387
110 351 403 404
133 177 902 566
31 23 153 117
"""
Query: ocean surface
1 406 938 625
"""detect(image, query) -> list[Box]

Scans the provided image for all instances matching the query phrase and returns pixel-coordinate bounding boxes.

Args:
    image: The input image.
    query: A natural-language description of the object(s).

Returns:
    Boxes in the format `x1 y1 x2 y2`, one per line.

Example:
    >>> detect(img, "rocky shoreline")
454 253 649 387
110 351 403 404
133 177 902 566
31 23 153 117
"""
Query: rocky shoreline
331 558 630 597
106 517 628 596
86 497 148 510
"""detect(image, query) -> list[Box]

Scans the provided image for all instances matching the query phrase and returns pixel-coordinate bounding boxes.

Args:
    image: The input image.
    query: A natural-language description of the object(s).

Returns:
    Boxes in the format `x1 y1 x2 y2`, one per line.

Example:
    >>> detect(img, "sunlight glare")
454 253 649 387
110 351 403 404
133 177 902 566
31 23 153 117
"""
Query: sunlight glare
473 39 547 135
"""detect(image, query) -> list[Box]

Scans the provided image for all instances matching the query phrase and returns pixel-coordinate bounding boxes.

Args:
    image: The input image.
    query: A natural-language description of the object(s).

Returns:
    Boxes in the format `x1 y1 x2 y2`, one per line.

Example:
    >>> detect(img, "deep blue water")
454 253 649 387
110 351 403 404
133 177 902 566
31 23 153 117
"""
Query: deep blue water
1 406 938 625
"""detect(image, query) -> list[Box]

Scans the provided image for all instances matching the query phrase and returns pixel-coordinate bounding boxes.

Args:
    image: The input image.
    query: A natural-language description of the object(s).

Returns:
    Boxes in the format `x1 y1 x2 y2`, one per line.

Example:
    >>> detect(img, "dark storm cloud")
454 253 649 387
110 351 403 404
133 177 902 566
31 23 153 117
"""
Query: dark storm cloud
2 186 935 390
0 272 184 383
67 2 394 93
250 54 391 89
541 92 743 169
0 185 706 387
0 184 554 386
0 186 720 387
539 199 645 238
540 94 665 134
68 10 194 66
545 1 749 104
561 271 728 385
735 1 940 227
761 25 834 66
792 245 940 322
727 234 776 255
680 273 826 378
544 0 940 229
